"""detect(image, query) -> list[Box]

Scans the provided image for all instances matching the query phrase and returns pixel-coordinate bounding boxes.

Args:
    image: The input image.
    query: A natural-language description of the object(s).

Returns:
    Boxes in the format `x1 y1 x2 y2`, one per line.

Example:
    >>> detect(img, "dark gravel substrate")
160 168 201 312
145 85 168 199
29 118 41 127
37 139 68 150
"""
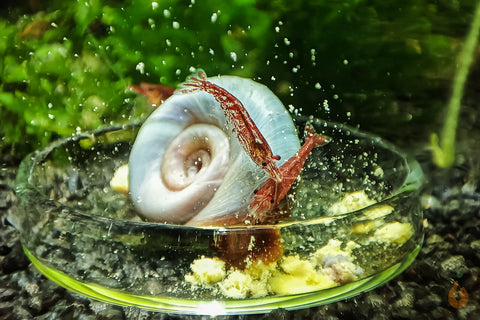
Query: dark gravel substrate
1 155 479 320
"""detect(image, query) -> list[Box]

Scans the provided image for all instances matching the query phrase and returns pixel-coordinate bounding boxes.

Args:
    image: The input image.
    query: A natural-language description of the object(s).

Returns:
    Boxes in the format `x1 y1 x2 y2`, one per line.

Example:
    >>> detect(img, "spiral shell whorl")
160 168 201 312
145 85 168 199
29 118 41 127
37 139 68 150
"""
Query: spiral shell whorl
129 76 300 226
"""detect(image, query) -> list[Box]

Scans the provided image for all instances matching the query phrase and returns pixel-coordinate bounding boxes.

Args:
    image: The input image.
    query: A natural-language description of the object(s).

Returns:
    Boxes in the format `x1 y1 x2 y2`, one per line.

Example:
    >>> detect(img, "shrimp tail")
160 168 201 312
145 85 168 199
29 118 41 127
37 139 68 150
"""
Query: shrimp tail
304 124 331 146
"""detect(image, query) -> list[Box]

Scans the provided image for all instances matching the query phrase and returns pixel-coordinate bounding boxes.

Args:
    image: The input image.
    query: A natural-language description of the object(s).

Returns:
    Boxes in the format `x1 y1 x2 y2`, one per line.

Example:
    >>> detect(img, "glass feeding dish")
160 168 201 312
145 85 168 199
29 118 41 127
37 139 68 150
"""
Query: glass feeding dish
10 119 424 315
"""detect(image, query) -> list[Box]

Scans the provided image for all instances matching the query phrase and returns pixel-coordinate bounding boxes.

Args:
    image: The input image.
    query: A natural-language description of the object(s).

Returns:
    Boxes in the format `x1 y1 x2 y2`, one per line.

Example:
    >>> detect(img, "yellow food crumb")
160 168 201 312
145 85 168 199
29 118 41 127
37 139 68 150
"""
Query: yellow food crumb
270 271 335 295
185 257 226 285
328 190 376 214
110 164 129 195
311 239 356 265
352 204 394 234
351 221 375 234
279 255 316 275
362 204 394 220
218 270 252 299
243 261 277 280
270 255 335 294
373 222 413 245
186 239 363 299
218 261 277 298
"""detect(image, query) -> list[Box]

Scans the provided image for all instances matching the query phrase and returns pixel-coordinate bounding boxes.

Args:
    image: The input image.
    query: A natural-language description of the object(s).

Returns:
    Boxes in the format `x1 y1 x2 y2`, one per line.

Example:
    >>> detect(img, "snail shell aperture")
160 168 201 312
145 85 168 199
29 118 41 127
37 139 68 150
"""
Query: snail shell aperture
129 76 300 226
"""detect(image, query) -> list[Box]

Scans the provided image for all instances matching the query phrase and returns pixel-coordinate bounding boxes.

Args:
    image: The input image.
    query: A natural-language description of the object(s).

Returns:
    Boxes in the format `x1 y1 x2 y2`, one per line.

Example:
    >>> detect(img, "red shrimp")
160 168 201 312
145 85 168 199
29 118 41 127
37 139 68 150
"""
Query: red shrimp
182 71 283 182
249 125 330 223
128 83 175 107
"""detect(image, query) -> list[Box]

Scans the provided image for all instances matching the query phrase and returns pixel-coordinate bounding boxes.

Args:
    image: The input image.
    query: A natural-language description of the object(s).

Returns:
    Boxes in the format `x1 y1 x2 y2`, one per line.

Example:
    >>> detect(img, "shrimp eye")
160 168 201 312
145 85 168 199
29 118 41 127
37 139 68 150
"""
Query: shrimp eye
253 189 258 194
262 161 267 166
272 155 281 161
270 199 275 204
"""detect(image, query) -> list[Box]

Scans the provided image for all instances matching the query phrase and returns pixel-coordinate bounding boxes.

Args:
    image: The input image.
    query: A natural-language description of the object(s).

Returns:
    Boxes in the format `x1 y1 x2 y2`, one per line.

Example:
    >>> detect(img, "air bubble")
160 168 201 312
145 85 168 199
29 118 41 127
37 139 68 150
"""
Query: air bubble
323 100 330 112
136 62 145 74
211 13 218 23
148 18 156 29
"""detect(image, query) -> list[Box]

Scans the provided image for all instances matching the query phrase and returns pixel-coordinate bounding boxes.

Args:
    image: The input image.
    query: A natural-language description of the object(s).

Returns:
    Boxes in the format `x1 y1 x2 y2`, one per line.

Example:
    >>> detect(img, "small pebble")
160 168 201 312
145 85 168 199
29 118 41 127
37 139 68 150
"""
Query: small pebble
440 255 468 274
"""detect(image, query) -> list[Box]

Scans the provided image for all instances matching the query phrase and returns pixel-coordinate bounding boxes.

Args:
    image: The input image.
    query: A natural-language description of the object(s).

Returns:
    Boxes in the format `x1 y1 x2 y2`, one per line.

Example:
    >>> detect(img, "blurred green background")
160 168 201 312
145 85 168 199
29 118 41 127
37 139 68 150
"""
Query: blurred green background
1 0 478 165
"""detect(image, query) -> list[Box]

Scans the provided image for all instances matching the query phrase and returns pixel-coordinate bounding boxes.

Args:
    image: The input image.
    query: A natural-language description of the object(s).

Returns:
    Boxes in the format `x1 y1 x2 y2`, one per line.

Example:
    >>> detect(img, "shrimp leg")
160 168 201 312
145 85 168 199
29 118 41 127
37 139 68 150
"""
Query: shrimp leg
249 125 330 223
128 83 175 107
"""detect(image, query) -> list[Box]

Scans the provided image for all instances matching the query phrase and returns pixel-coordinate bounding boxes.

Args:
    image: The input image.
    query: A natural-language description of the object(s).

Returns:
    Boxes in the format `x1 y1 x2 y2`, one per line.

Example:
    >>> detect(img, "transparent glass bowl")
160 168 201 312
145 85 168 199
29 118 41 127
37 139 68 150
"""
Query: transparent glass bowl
10 119 424 315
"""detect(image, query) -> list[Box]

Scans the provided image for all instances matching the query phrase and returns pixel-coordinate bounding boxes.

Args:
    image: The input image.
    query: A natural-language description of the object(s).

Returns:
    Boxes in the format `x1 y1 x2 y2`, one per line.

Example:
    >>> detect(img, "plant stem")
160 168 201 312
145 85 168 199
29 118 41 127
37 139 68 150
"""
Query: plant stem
431 0 480 168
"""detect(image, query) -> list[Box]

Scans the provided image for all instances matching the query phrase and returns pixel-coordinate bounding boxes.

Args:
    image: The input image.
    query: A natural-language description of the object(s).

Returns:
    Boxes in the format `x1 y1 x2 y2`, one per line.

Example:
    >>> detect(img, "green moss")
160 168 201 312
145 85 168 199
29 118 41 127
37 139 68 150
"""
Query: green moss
1 0 478 161
0 0 273 157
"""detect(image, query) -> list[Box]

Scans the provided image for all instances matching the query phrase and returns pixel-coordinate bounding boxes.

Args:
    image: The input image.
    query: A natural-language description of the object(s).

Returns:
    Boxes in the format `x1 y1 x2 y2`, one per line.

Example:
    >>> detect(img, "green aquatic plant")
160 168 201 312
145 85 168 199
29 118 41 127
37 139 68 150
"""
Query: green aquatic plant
0 0 273 157
430 0 480 168
1 0 478 161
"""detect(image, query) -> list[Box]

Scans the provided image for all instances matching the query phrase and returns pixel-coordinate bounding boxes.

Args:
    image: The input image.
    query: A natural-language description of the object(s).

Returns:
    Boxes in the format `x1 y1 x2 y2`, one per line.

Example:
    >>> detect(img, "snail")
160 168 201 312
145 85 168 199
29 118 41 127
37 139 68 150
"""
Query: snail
128 74 301 226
